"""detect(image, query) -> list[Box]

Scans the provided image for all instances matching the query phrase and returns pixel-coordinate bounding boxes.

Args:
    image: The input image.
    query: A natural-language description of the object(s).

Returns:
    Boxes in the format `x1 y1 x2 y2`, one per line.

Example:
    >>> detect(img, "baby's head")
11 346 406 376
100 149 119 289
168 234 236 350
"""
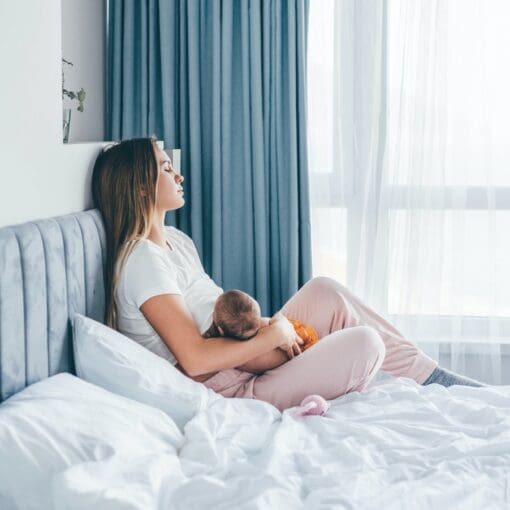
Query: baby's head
213 290 261 340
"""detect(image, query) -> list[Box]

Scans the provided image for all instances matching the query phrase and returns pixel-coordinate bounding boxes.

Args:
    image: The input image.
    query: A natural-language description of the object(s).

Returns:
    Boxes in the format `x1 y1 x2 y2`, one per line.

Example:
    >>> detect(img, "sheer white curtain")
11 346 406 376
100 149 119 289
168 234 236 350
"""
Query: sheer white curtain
307 0 510 384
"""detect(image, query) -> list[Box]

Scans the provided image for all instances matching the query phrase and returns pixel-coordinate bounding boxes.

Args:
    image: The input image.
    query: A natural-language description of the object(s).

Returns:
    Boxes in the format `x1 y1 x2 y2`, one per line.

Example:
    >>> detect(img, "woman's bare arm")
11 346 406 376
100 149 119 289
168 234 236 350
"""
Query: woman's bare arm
235 348 290 374
140 294 297 377
236 317 303 374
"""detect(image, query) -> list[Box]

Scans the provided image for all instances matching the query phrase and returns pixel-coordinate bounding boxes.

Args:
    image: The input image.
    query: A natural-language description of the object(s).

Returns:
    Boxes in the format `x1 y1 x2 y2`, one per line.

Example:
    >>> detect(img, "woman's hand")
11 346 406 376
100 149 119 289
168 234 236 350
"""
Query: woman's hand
269 312 303 360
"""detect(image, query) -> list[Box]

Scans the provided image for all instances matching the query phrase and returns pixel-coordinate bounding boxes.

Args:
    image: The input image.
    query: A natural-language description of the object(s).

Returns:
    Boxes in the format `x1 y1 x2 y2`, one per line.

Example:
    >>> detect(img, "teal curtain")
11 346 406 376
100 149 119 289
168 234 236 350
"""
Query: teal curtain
107 0 311 315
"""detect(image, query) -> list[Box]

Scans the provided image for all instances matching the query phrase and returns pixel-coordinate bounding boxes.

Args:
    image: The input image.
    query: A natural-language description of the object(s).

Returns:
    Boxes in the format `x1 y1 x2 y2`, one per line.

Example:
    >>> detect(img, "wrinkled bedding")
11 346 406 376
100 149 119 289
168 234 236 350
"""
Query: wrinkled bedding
2 375 510 509
156 379 510 509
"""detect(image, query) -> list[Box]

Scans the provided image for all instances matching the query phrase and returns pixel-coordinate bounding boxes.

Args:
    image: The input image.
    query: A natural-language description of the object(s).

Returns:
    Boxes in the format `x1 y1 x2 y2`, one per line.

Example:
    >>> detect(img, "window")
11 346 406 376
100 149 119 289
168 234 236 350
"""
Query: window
307 1 510 343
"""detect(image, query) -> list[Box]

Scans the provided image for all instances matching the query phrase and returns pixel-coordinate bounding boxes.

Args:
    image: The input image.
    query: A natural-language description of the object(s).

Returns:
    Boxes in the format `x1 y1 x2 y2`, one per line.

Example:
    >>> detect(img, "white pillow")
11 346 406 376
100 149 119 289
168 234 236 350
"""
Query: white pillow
72 313 220 430
0 373 183 510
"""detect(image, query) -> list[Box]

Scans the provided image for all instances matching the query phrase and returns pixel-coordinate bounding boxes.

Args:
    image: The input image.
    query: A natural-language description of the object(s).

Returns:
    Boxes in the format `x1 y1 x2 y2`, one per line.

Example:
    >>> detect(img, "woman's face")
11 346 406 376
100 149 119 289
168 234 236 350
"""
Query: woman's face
154 146 185 211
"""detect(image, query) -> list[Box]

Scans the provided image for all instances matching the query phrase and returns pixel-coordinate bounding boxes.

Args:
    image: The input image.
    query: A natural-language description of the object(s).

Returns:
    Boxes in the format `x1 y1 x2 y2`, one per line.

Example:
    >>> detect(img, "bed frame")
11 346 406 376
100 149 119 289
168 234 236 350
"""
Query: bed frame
0 210 106 402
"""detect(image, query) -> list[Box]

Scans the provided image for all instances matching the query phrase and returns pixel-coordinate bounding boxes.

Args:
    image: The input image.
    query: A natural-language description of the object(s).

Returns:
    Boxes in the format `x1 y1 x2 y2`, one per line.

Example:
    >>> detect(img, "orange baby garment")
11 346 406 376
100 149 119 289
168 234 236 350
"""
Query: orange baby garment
289 319 319 351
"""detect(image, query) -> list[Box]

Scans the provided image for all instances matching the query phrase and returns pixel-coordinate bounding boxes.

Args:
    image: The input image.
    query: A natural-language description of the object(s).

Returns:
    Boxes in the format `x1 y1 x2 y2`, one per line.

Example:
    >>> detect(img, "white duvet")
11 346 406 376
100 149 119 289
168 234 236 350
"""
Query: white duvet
1 374 510 509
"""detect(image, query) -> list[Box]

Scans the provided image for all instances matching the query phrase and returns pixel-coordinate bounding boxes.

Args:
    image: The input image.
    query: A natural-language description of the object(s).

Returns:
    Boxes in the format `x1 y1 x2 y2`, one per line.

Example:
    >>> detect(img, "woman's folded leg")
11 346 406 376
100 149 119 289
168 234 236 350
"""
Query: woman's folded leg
279 276 439 385
238 325 386 411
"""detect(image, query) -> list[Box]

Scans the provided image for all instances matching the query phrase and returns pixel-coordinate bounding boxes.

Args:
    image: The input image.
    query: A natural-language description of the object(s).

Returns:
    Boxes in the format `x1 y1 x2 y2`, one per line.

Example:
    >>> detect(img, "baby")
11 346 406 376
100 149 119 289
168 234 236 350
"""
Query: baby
203 289 319 350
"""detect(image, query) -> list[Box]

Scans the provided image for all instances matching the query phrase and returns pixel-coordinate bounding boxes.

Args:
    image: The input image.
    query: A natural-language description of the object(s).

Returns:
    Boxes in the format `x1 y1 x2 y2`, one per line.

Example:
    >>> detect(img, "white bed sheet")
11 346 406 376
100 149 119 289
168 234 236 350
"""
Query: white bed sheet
2 376 510 509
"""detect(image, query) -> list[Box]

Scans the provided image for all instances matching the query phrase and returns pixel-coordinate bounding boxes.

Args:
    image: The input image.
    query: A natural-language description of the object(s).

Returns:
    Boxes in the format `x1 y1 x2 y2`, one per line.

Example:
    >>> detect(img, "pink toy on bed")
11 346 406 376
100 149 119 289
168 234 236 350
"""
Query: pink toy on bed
292 395 330 417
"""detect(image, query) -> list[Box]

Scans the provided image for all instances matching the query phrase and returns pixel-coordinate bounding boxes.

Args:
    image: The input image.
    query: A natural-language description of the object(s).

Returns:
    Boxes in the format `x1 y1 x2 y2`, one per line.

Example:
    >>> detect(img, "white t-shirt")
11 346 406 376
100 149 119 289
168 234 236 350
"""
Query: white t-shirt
115 227 224 365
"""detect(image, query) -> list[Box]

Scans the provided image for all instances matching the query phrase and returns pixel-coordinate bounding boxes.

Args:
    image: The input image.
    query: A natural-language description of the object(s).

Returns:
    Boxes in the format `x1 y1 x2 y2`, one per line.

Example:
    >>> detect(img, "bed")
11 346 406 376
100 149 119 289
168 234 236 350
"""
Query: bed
1 210 509 510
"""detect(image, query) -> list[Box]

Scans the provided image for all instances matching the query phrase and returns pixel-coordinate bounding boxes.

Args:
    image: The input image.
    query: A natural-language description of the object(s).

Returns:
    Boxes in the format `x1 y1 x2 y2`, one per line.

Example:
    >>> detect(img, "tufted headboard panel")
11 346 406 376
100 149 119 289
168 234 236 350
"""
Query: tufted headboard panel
0 209 106 402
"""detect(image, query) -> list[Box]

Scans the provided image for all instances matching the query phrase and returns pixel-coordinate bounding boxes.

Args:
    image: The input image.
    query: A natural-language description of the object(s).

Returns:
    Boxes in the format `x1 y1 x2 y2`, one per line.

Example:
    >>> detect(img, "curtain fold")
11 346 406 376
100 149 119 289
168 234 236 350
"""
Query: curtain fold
308 0 510 384
107 0 312 315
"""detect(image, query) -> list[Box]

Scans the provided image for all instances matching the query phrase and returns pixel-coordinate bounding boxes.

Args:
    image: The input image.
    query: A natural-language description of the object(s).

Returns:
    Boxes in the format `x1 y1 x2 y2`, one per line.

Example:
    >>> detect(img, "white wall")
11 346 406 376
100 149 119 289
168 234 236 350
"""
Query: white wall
0 0 107 228
62 0 105 143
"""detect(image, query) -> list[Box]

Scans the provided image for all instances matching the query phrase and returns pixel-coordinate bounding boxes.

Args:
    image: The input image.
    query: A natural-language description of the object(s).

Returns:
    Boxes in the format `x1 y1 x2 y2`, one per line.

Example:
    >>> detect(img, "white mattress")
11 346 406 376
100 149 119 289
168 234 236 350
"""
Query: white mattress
2 375 510 509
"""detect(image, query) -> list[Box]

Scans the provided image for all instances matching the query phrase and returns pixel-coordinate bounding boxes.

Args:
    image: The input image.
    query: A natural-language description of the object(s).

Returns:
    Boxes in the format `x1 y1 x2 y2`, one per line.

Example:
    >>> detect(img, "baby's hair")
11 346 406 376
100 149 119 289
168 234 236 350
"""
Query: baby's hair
214 290 261 339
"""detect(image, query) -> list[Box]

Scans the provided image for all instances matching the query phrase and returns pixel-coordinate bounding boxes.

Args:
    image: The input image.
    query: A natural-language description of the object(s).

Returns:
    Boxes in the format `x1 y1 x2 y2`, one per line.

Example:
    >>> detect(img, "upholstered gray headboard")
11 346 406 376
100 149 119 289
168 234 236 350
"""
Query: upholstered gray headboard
0 209 106 402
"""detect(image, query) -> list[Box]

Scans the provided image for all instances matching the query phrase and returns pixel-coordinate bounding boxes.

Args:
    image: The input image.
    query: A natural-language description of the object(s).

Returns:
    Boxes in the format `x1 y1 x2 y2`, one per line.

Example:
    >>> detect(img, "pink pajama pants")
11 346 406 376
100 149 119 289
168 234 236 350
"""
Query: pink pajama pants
202 277 438 411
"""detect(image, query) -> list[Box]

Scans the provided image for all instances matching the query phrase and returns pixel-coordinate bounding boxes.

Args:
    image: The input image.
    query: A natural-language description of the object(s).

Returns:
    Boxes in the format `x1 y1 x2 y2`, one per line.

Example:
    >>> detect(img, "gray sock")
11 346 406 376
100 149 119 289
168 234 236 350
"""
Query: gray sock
422 366 487 388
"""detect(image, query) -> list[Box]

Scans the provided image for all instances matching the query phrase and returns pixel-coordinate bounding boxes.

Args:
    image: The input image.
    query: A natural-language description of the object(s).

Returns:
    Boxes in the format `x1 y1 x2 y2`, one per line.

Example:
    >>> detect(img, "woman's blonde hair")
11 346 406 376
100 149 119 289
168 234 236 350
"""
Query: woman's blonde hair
91 137 159 328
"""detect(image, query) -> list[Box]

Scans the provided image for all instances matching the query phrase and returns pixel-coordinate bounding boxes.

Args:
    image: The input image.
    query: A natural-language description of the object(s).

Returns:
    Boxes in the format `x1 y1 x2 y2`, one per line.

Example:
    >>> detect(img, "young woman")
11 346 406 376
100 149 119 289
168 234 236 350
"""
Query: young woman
91 137 486 412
